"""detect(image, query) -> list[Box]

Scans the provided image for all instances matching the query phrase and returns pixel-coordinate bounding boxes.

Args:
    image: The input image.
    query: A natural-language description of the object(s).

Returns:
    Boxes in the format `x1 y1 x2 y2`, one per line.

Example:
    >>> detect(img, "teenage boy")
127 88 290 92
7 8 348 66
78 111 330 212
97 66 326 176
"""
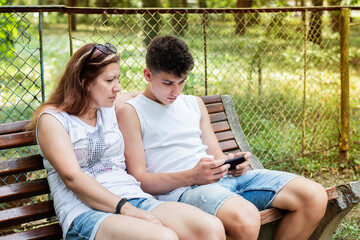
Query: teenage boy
116 35 328 240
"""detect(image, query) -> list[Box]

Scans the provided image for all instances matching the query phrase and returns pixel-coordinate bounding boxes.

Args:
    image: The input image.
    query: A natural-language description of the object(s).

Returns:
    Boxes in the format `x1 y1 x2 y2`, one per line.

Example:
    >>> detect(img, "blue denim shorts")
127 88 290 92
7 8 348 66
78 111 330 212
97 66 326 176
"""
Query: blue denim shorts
65 197 162 240
178 169 299 215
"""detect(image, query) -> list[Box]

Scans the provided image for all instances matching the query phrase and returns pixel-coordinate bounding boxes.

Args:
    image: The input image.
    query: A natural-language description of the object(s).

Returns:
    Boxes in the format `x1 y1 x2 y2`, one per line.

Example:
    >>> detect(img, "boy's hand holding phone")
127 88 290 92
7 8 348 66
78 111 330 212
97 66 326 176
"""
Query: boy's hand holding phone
223 152 251 177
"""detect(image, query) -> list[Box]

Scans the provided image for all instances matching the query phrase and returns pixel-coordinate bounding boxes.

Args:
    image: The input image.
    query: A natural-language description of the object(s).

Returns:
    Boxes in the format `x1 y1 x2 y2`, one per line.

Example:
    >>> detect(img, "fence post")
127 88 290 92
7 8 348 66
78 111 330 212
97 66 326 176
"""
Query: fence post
68 14 73 56
302 10 308 155
39 11 45 102
339 7 350 163
202 12 208 96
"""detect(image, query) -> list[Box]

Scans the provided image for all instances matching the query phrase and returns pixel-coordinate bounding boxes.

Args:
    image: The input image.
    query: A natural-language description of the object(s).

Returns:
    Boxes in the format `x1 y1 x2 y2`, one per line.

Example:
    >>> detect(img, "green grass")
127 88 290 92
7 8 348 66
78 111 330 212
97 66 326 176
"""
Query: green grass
332 217 360 240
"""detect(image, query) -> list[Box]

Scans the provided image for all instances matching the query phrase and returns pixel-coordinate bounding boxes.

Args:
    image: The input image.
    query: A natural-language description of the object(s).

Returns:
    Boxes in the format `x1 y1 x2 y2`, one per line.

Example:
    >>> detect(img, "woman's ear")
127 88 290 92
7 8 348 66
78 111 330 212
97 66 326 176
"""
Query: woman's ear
81 78 90 92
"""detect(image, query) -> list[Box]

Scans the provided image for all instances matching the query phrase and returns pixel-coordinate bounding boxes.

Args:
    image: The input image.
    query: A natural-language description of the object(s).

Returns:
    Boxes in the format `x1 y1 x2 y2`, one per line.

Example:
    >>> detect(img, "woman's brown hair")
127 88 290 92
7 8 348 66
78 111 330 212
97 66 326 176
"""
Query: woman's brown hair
27 43 120 134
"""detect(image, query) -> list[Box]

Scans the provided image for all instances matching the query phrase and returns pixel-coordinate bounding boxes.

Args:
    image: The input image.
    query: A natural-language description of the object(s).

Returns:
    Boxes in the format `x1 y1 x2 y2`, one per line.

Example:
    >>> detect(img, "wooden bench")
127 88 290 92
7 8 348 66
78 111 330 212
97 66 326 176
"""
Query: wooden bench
0 95 359 239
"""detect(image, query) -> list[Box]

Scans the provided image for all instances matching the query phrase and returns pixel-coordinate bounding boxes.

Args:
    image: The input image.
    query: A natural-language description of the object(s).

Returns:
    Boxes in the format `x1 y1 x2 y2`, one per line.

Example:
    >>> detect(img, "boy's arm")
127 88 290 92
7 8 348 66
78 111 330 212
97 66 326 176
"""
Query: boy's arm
196 96 251 174
116 103 228 195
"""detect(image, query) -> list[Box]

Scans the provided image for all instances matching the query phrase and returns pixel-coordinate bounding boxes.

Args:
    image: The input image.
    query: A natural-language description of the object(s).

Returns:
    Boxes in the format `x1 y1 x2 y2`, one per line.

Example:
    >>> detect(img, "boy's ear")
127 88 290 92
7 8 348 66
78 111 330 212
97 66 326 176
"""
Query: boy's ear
143 68 152 82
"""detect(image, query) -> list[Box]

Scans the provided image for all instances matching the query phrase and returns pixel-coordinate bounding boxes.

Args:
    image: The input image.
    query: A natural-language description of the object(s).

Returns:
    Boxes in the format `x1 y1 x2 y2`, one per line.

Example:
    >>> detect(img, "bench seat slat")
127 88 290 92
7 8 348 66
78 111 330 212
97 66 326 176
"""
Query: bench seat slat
260 208 286 225
0 131 36 150
0 155 44 178
0 223 62 240
0 201 56 229
0 179 50 203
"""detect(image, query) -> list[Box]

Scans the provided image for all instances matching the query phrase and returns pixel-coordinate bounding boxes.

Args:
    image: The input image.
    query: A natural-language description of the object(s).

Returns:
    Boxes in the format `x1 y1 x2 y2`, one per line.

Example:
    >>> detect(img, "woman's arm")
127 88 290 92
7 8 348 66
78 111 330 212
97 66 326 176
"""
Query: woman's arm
37 113 160 224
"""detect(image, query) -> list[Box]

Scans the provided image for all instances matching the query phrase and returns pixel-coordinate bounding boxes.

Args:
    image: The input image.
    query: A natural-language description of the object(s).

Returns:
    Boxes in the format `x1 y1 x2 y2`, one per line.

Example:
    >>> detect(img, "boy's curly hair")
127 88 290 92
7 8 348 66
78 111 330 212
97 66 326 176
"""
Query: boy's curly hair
146 35 194 77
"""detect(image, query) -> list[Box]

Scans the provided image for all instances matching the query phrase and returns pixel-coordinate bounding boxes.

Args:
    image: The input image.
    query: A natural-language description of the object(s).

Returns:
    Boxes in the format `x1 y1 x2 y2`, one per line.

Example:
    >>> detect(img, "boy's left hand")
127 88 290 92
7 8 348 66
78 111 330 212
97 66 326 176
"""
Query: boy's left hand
227 152 251 177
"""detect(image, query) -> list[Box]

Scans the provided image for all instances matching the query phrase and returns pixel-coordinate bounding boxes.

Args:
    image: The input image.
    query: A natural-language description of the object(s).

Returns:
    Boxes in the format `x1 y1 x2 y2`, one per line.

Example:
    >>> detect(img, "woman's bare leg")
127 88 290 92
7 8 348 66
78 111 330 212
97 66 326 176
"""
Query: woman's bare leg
152 202 226 240
96 214 178 240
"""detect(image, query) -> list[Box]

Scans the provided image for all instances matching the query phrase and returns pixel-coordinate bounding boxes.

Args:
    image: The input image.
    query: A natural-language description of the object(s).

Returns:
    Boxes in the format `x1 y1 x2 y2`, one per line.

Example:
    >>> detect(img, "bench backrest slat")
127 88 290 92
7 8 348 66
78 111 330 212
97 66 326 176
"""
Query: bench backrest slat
209 112 227 122
201 95 222 104
215 131 235 142
219 140 239 152
0 155 43 178
0 120 29 135
0 201 55 228
0 131 35 150
212 121 231 133
0 119 58 238
202 95 243 155
0 178 49 203
205 103 224 114
0 224 62 240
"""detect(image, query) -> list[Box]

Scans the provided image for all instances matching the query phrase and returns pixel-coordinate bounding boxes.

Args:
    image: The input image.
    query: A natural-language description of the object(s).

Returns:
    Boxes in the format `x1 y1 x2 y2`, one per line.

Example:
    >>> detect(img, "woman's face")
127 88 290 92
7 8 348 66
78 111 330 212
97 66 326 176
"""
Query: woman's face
87 62 121 108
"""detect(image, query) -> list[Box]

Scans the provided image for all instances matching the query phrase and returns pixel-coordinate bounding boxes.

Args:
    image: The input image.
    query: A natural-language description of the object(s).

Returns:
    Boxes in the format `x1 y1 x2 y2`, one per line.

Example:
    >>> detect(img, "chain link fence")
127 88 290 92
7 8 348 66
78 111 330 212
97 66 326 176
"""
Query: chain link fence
0 6 359 213
69 8 344 167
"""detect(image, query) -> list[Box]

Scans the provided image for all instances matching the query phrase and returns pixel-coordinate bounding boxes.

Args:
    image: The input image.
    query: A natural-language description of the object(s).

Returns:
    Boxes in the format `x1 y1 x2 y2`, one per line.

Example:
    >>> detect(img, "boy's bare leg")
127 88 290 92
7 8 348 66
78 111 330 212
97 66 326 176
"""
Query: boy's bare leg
152 202 226 240
216 196 260 240
272 177 328 240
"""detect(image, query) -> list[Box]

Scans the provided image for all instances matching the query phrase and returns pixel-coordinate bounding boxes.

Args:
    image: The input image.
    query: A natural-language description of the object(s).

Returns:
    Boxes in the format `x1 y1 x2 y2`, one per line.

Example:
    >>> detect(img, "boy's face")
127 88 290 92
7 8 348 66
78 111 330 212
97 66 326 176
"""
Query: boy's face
144 68 187 105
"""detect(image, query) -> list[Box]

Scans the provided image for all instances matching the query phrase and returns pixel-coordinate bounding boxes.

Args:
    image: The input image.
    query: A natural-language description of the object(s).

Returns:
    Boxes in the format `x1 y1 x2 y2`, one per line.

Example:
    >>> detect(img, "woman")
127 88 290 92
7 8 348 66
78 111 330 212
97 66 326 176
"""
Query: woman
28 43 225 240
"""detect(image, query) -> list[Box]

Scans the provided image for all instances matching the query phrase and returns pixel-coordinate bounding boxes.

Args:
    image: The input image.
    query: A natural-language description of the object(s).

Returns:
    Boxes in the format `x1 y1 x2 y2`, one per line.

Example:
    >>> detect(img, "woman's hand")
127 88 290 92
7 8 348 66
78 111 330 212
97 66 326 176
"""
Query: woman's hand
227 152 251 177
120 202 162 225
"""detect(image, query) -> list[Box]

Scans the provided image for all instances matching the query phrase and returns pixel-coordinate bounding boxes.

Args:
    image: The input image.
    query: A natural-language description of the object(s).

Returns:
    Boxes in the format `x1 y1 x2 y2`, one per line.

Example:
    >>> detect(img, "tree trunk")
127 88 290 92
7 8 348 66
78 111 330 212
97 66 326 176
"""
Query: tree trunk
235 0 253 35
142 0 162 46
308 0 323 45
329 0 341 32
170 0 188 37
198 0 206 8
95 0 110 25
67 0 77 31
301 0 306 22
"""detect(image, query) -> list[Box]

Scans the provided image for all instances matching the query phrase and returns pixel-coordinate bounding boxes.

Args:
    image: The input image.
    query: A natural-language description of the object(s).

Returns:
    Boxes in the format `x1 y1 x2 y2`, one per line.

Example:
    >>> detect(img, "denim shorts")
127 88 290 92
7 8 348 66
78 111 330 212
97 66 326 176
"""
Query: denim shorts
178 169 299 215
65 197 162 240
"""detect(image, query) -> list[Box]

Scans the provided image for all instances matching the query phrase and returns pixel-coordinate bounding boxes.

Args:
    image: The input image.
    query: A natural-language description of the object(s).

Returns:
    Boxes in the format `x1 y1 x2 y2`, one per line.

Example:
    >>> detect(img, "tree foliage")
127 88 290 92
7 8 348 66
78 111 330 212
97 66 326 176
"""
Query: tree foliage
0 0 20 56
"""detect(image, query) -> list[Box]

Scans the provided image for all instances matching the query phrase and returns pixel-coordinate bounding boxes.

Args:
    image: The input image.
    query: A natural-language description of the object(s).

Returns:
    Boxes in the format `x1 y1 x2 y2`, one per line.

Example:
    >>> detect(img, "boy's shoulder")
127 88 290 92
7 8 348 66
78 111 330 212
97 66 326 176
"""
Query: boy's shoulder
180 94 203 105
115 91 142 108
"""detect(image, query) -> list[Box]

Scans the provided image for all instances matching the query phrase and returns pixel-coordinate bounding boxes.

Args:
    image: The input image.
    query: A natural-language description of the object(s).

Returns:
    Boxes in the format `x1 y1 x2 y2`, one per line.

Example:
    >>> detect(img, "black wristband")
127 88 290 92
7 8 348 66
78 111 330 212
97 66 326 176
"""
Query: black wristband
115 198 128 214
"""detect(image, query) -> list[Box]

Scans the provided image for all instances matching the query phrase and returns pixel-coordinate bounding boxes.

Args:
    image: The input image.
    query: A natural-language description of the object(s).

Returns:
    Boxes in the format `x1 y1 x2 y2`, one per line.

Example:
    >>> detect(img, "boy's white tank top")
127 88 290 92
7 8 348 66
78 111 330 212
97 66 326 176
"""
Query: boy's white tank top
127 94 209 201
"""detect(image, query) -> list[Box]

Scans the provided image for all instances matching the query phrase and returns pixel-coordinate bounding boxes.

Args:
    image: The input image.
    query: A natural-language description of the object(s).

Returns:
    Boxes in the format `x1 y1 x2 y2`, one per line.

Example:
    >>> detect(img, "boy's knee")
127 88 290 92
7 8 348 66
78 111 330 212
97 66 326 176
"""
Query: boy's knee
304 182 328 217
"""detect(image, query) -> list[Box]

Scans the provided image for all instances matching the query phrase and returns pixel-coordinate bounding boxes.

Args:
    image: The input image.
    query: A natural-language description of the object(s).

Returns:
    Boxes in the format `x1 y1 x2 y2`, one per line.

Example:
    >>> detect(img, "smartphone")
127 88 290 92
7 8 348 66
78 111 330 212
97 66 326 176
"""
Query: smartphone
223 155 245 170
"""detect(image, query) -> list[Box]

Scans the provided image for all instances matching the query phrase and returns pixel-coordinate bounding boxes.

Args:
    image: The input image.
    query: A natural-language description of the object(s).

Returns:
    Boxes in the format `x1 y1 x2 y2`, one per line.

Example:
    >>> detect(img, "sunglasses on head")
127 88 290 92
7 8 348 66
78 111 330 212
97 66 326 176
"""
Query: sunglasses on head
83 43 117 67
